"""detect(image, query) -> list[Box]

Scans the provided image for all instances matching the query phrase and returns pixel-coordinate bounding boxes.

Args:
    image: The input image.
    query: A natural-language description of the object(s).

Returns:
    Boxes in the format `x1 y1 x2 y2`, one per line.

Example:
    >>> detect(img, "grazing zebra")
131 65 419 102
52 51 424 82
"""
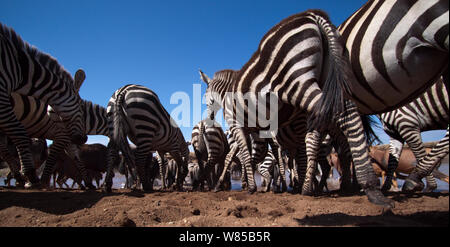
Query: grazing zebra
0 70 108 189
378 78 449 192
200 9 393 207
191 120 229 191
338 0 448 192
104 84 189 192
0 23 87 186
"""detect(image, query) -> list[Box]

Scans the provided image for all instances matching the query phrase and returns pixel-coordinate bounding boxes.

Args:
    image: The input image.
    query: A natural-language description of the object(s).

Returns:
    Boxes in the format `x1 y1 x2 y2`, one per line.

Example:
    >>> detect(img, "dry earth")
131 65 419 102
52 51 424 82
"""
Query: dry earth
0 187 448 227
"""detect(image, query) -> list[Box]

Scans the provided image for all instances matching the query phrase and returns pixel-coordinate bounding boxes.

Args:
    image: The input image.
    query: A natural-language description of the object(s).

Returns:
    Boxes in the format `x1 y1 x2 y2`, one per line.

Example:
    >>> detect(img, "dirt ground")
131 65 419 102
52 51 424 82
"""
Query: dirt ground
0 187 448 227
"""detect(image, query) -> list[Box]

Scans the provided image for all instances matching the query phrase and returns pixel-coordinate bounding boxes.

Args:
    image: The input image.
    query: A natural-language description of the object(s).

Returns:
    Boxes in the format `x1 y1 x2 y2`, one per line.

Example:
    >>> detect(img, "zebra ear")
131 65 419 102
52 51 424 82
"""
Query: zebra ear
199 69 211 85
74 69 86 92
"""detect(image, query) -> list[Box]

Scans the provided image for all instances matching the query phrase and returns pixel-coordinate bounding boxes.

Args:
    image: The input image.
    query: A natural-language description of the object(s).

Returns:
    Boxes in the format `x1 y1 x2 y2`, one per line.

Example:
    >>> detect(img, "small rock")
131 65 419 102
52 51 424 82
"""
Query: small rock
191 209 201 215
114 212 136 227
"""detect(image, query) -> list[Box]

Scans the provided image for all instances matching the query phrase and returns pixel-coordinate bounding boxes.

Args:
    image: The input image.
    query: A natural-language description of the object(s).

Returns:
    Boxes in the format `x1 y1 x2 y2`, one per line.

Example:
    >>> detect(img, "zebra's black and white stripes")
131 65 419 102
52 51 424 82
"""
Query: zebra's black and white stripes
378 78 449 192
191 120 229 190
200 10 393 206
0 23 87 185
0 69 109 188
104 84 190 192
338 0 448 191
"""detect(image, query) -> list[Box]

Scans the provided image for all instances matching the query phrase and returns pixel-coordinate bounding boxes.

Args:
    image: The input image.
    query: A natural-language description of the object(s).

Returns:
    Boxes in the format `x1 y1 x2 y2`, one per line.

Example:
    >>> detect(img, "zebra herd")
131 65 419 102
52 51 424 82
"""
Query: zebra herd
0 0 448 209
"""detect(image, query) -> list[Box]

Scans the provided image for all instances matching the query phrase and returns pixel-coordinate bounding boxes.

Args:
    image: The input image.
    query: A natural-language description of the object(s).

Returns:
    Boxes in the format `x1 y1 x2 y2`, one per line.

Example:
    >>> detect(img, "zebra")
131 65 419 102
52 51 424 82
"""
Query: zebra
0 23 88 186
338 0 448 192
0 69 108 189
200 9 393 207
104 84 190 192
378 77 449 192
191 119 229 191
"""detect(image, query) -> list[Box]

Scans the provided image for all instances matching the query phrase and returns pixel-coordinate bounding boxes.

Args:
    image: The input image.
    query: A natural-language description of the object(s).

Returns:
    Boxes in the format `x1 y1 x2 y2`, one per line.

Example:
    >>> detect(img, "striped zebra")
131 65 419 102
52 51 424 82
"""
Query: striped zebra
0 23 87 186
338 0 448 192
191 120 229 191
104 84 190 192
200 10 393 207
0 70 108 189
378 78 449 192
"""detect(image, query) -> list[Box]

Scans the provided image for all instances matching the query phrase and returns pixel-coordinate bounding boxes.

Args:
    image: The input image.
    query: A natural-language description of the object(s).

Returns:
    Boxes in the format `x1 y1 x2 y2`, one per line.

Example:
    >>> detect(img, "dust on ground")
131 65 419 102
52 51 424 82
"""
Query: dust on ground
0 187 447 227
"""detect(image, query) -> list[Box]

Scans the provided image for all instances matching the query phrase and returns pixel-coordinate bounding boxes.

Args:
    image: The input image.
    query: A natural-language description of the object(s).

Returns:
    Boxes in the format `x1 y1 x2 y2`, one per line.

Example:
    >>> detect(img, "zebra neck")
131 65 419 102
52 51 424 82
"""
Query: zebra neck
84 100 108 136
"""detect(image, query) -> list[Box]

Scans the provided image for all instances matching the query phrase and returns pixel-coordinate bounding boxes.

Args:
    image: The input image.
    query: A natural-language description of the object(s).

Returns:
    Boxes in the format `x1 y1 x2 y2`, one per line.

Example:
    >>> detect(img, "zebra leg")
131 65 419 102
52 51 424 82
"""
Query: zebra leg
295 141 308 193
233 127 257 194
156 151 166 190
103 141 119 193
0 100 42 187
302 130 322 195
404 128 449 192
318 156 331 193
40 133 71 188
134 146 152 192
272 144 287 193
424 174 438 193
0 137 25 187
172 152 187 192
381 138 403 192
215 145 238 192
335 102 393 208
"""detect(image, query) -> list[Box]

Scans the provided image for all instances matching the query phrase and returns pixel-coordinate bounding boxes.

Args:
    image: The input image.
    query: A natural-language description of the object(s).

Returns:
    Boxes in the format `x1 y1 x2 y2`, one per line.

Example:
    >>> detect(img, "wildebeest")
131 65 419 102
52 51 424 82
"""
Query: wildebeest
52 143 108 189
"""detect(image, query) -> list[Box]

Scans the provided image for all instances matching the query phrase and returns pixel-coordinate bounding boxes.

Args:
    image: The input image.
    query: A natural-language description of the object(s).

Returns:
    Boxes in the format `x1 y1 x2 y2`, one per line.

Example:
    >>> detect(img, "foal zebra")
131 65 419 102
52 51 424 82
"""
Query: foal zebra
200 10 393 206
0 70 108 188
0 23 87 185
378 78 449 192
338 0 448 191
191 120 229 191
104 84 189 192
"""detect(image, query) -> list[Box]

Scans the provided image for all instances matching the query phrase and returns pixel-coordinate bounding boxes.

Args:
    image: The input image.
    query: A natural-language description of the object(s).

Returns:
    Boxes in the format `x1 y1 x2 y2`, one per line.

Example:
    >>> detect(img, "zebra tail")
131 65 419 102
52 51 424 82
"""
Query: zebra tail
361 115 381 146
113 92 135 169
308 11 354 132
198 121 206 157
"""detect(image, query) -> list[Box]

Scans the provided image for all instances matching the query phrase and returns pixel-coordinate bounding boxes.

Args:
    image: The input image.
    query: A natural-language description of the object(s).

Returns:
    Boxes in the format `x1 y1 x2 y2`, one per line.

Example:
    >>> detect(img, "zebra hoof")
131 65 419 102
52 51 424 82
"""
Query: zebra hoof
365 188 395 209
86 184 97 190
247 186 257 194
402 176 424 193
24 181 42 190
380 183 391 193
214 186 223 193
15 180 25 188
301 189 314 196
102 184 113 193
423 184 437 193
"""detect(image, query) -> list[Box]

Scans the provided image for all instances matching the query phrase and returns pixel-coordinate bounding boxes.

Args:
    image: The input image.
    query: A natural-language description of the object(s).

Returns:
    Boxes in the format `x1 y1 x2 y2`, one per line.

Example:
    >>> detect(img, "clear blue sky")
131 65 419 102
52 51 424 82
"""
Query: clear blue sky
1 0 446 146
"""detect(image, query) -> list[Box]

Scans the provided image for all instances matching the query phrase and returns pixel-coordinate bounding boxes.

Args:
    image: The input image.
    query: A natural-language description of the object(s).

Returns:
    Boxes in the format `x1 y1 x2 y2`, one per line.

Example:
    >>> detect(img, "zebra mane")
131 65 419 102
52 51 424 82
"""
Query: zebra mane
213 69 238 83
0 23 74 85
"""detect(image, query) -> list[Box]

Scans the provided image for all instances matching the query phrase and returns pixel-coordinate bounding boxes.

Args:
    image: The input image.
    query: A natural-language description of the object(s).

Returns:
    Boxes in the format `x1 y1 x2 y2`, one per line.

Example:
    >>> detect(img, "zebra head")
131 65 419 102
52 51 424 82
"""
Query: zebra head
199 69 218 123
199 69 236 127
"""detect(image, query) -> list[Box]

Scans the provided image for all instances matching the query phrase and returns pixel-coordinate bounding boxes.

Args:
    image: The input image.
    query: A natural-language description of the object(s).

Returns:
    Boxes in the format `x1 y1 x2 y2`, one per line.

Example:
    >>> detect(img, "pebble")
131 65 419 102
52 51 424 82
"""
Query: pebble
114 211 136 227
